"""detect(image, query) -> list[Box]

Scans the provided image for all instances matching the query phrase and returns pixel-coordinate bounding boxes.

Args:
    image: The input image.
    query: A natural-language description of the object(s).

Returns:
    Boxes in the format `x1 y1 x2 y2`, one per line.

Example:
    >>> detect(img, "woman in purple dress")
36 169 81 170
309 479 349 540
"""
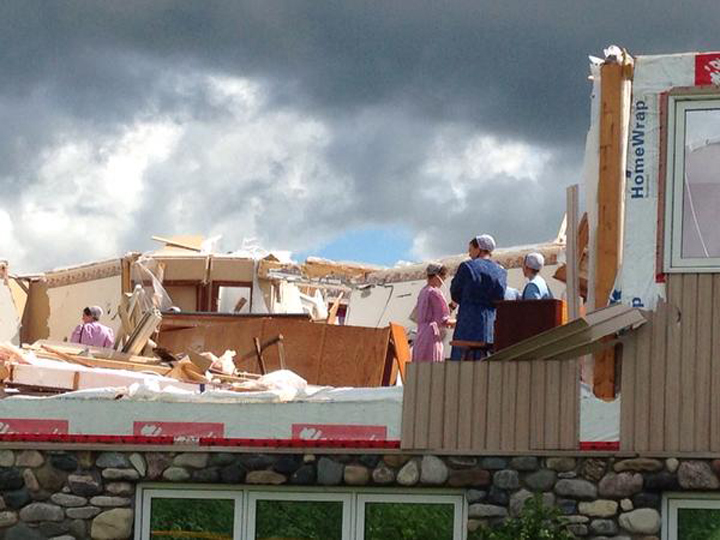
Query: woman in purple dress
411 264 454 363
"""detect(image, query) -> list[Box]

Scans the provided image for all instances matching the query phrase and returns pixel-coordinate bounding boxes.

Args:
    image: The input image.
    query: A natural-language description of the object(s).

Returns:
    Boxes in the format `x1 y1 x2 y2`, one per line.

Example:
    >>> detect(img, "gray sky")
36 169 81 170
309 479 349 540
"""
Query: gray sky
1 1 719 271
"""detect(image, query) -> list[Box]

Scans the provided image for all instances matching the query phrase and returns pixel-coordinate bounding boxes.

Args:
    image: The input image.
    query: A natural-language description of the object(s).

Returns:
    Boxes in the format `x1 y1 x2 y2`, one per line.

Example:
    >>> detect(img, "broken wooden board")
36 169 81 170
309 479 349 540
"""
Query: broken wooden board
29 341 162 365
3 362 198 393
157 318 394 387
122 309 162 356
159 312 310 333
389 323 410 383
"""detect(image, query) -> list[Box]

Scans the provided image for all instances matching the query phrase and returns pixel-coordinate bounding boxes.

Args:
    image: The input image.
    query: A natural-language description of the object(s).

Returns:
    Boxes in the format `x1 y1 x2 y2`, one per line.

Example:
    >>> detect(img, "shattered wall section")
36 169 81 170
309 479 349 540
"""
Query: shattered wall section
21 259 124 343
0 264 20 344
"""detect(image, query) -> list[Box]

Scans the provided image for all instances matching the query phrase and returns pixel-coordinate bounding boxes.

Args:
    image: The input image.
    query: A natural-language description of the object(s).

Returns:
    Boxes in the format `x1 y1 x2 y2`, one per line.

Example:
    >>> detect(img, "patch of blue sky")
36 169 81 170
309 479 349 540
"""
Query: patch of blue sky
297 226 415 266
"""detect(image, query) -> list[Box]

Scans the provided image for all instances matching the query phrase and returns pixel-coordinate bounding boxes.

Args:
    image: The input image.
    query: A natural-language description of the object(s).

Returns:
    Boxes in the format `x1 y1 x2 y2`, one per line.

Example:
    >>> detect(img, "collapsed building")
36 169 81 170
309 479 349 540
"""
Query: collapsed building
0 47 717 540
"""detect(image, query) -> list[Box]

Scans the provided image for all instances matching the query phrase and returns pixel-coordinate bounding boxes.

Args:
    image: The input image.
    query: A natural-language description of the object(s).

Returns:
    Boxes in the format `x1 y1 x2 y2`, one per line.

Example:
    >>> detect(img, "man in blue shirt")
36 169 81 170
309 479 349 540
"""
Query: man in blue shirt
449 234 507 360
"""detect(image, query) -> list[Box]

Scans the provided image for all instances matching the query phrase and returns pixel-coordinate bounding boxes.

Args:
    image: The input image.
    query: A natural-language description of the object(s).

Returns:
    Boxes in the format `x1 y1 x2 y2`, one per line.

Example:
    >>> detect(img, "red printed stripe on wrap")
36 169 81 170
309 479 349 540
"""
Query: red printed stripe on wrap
292 424 387 441
133 421 224 441
695 53 720 85
0 418 68 435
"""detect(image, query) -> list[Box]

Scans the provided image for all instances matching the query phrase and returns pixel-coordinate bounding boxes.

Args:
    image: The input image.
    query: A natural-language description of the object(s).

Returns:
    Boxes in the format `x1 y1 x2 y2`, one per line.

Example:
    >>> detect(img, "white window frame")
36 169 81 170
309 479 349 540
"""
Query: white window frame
664 94 720 272
355 493 465 540
246 490 353 540
662 492 720 540
135 484 467 540
136 487 243 540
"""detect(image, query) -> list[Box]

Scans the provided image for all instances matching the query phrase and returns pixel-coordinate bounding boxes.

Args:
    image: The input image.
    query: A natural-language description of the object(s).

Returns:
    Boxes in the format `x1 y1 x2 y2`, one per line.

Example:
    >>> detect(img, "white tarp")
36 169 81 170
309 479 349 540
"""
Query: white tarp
616 53 695 309
580 383 619 442
0 384 402 441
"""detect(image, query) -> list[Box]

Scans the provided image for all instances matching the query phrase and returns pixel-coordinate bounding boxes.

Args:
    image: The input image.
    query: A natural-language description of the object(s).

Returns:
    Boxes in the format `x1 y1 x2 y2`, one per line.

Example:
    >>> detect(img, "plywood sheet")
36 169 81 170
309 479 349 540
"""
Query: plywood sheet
165 286 199 312
209 257 254 282
157 318 391 387
46 275 123 342
259 319 326 380
156 257 208 281
314 325 390 387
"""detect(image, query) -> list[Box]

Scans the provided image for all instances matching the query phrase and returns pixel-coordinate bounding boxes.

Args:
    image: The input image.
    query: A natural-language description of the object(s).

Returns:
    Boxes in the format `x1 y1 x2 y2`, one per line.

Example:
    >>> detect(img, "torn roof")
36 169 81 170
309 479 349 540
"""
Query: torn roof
11 228 569 287
363 240 565 284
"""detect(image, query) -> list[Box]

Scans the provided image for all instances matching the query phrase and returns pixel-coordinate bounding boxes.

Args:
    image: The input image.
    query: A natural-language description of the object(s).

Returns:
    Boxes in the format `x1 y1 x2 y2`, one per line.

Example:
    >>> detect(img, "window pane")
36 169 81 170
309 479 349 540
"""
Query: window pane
150 498 235 540
681 108 720 258
363 502 454 540
218 286 251 314
255 500 343 540
678 507 720 540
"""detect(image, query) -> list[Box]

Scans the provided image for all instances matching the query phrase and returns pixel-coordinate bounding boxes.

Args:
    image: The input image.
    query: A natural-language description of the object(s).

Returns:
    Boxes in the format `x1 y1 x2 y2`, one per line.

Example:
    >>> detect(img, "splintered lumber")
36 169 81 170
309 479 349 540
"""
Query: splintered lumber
29 341 163 365
123 309 162 356
233 297 247 313
277 337 287 370
165 358 210 384
40 345 95 368
253 337 267 375
157 319 395 387
326 294 344 325
36 352 173 375
186 349 214 372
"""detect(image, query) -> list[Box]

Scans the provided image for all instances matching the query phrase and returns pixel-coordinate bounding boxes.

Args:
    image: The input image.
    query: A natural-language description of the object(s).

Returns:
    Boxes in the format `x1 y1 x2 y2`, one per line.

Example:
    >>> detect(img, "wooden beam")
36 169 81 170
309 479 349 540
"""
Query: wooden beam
566 185 581 320
593 56 632 400
326 294 343 325
253 337 267 375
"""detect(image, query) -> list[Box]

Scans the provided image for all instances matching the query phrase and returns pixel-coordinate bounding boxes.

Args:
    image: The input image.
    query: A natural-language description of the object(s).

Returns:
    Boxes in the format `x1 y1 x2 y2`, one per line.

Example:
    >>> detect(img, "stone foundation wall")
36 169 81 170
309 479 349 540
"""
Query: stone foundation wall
0 449 718 539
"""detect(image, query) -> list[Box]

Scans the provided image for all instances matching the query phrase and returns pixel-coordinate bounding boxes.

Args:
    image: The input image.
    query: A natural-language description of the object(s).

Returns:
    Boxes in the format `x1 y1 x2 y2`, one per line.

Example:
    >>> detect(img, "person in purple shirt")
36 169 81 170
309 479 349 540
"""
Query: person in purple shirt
69 306 115 348
411 263 455 363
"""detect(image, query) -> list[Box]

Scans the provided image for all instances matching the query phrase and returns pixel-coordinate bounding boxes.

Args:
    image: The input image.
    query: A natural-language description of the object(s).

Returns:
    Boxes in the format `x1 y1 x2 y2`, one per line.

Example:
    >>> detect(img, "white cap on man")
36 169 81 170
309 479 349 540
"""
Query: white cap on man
475 234 496 252
524 252 545 271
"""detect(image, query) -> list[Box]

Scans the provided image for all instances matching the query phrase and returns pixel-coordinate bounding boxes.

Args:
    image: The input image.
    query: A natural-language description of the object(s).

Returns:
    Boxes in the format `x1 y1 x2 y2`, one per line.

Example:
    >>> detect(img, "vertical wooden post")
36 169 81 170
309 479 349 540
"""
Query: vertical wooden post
120 253 140 295
593 56 633 399
566 185 581 321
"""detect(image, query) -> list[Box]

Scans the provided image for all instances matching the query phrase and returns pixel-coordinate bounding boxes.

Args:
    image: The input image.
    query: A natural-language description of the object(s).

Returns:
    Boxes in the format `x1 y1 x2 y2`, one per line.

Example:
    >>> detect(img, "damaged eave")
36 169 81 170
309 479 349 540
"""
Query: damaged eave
257 257 384 283
363 241 565 285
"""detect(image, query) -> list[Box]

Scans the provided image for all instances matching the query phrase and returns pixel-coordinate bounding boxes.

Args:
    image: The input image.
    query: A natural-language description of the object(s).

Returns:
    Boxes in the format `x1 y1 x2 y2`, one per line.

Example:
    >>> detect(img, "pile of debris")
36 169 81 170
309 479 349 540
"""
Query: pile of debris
0 339 269 397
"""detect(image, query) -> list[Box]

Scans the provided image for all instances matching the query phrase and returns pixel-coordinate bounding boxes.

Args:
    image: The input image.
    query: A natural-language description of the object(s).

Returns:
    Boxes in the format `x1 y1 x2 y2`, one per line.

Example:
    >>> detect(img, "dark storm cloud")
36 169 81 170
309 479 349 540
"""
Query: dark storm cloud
1 0 718 270
4 1 718 141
